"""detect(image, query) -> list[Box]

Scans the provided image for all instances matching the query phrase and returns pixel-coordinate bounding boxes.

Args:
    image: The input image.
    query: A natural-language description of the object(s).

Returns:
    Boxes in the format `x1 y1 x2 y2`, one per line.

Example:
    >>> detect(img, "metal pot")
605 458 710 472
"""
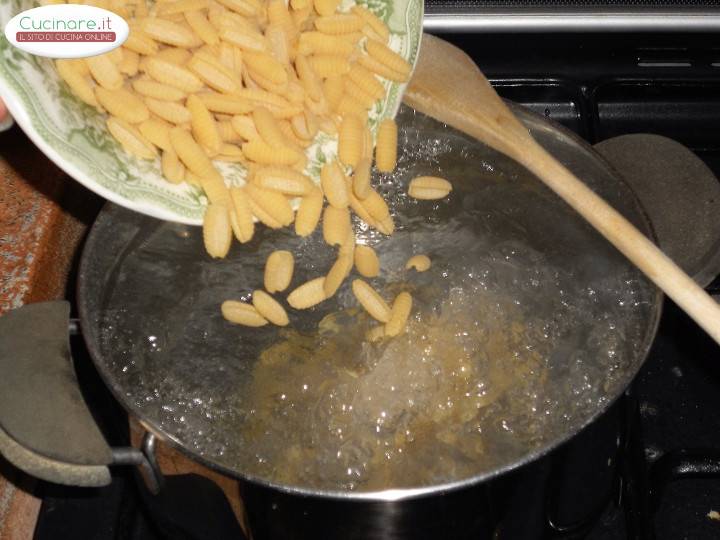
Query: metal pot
0 105 661 539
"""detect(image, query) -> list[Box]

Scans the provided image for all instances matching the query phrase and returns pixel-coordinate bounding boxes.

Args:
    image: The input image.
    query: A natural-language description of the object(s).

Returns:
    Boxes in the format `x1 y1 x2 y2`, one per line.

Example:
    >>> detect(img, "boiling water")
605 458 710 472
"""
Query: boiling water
93 107 657 492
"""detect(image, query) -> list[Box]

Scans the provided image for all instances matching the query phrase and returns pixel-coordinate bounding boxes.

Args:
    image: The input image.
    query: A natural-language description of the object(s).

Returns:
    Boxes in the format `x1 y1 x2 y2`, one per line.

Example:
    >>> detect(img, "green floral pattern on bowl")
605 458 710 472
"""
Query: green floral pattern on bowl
0 0 423 225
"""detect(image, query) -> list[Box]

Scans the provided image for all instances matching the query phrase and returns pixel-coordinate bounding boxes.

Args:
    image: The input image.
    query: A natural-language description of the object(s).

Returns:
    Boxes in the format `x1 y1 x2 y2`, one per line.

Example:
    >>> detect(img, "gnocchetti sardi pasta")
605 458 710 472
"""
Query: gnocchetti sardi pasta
385 291 412 337
408 176 453 200
354 244 379 278
264 250 295 293
221 300 269 327
55 0 432 339
351 279 391 323
252 290 290 326
405 254 431 272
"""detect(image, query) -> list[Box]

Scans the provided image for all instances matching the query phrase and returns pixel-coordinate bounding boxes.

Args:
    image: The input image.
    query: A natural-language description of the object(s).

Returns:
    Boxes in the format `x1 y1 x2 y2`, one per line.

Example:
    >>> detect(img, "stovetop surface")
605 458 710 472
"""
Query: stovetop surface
31 32 720 540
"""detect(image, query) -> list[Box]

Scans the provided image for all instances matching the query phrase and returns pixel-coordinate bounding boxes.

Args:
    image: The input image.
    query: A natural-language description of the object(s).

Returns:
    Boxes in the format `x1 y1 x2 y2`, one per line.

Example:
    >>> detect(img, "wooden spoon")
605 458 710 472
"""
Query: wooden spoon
404 33 720 345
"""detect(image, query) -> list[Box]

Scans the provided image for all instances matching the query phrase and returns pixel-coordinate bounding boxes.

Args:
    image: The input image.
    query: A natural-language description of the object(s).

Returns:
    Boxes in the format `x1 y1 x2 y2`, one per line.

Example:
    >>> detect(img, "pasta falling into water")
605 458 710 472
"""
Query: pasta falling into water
55 0 451 337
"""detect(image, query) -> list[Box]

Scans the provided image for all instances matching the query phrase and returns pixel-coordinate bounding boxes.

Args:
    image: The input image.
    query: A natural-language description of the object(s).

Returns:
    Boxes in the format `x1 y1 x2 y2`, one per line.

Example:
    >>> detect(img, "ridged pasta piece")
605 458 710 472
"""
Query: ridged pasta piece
375 118 397 172
145 97 192 124
142 17 202 47
308 55 350 78
138 118 173 151
324 252 353 297
287 79 308 104
385 292 412 337
188 52 242 93
342 77 376 109
254 166 313 195
216 0 259 17
198 93 254 115
182 94 221 155
295 186 323 237
242 139 302 165
339 227 355 257
246 68 290 95
314 0 340 17
169 126 221 181
244 51 288 85
354 244 379 277
291 4 312 27
103 46 122 63
337 31 364 45
264 250 294 293
363 189 394 234
366 40 412 77
295 54 323 101
152 46 193 65
218 26 267 52
323 75 344 112
336 95 367 120
265 24 291 65
245 184 294 226
236 88 295 114
358 53 407 82
352 157 372 199
408 176 453 200
161 149 186 183
231 115 260 140
123 28 159 55
221 300 268 327
351 279 391 323
405 254 431 272
347 64 384 100
351 5 390 42
132 79 187 101
200 175 231 205
94 87 149 124
107 117 157 159
314 14 364 34
118 49 140 76
287 276 326 309
297 32 354 57
320 160 348 209
61 58 90 75
203 202 232 258
267 0 295 36
145 57 204 92
252 106 287 148
184 9 219 45
290 111 318 142
252 290 289 326
85 54 123 90
217 41 235 69
338 115 363 168
217 120 242 142
347 179 381 230
55 60 98 107
322 205 350 246
229 187 255 242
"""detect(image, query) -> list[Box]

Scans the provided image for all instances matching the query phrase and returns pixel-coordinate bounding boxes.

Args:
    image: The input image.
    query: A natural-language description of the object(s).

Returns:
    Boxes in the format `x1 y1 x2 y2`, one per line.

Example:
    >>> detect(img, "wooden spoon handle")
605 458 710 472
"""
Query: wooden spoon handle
519 139 720 345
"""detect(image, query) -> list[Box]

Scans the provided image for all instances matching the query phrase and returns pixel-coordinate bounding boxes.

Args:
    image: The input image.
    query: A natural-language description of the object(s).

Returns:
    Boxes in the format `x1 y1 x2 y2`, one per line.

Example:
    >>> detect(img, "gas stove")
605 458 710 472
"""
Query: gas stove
9 19 720 540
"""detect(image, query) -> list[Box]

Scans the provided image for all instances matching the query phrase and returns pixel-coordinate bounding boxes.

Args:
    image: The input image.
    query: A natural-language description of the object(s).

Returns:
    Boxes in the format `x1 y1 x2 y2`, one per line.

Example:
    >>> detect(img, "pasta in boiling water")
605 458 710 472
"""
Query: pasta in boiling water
56 0 426 340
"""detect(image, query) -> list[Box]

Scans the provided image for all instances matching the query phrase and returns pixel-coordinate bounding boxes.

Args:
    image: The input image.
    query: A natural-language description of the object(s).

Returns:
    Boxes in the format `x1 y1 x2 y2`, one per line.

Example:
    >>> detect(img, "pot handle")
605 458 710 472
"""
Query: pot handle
0 301 113 487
